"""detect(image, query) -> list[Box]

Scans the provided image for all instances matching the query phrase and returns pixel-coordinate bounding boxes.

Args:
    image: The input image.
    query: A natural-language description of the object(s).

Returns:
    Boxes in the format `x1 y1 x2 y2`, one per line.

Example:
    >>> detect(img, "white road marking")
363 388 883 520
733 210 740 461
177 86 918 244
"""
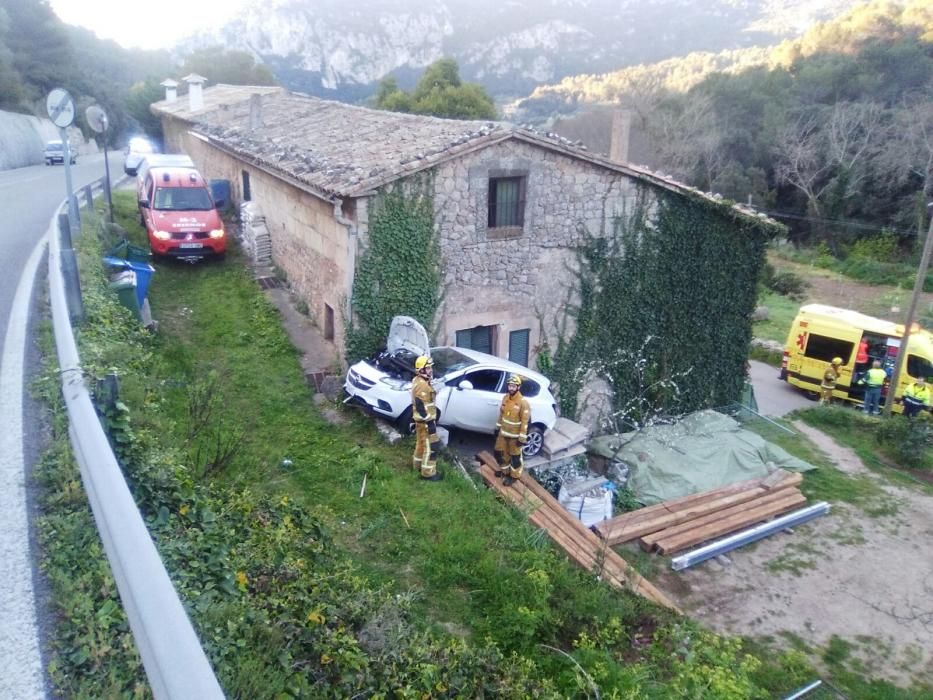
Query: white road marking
0 233 49 700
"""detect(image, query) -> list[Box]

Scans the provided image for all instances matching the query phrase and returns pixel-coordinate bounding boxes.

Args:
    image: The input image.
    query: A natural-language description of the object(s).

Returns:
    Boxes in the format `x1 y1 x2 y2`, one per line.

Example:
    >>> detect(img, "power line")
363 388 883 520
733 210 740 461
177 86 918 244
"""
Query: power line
755 208 918 237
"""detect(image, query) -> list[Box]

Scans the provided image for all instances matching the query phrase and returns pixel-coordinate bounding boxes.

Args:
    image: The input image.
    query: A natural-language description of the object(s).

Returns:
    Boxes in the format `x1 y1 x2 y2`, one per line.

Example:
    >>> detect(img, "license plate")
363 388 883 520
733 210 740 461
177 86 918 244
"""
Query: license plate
179 243 203 249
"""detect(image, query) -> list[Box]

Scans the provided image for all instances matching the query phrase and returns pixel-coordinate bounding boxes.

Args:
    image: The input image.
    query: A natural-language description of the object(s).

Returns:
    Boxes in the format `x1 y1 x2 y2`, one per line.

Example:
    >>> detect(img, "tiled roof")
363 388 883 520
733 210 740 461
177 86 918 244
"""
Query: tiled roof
151 85 779 228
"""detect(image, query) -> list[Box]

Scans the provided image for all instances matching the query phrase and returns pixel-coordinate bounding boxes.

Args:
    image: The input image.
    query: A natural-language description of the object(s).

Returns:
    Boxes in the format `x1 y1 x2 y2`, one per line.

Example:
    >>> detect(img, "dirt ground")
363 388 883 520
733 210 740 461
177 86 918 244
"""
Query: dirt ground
775 256 933 324
656 422 933 687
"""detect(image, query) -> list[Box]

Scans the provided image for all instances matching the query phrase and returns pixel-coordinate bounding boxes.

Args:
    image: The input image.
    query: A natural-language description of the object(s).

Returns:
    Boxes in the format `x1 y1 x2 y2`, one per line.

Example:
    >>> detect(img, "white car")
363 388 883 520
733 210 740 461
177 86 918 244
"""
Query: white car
344 316 558 457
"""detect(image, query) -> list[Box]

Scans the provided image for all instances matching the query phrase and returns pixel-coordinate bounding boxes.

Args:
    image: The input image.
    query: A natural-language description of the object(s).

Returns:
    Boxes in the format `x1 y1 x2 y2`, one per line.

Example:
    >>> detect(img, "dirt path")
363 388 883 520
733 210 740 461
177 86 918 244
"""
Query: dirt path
657 422 933 687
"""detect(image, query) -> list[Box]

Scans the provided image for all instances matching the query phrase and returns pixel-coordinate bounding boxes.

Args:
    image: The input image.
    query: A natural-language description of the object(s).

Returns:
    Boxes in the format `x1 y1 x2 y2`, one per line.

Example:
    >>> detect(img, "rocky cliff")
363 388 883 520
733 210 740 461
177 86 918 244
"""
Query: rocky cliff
179 0 860 101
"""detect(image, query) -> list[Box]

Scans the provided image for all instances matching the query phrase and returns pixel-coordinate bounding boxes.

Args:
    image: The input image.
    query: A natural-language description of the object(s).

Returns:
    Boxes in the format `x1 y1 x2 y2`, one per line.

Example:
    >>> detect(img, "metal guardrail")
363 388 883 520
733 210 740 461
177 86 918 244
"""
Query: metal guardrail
48 177 225 698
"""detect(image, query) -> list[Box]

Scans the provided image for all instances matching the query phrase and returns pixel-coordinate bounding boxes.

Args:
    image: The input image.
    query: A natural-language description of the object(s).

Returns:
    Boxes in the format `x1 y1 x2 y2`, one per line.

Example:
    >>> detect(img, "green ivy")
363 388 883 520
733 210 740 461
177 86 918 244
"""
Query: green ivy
550 191 774 425
346 180 441 360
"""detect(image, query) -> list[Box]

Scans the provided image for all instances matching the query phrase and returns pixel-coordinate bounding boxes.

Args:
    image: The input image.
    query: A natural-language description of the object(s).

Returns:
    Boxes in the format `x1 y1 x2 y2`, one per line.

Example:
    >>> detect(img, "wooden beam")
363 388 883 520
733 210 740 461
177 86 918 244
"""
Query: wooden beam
594 472 802 545
477 452 680 612
639 487 805 551
654 492 807 555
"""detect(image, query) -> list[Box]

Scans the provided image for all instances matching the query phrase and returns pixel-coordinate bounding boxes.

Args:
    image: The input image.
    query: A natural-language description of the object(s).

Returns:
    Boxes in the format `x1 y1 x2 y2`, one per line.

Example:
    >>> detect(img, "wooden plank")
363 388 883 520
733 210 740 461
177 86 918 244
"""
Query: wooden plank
654 492 807 555
639 487 804 551
594 472 803 545
477 453 679 611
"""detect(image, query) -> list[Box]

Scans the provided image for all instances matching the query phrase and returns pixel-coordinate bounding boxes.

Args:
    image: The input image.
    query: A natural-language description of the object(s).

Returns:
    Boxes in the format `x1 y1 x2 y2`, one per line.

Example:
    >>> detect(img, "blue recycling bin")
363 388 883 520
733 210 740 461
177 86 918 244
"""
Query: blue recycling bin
210 179 231 210
103 256 155 307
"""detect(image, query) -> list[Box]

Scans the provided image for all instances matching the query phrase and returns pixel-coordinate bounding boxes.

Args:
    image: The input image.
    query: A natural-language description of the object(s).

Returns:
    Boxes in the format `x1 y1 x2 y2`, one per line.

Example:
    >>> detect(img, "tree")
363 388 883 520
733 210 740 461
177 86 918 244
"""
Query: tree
374 59 496 120
180 47 276 86
125 77 166 142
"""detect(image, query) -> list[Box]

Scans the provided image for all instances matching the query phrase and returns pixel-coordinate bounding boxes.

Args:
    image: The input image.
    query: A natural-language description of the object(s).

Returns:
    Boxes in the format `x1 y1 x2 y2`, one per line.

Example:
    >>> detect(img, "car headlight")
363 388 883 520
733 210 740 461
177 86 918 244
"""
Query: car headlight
153 230 171 240
209 228 225 239
379 377 411 390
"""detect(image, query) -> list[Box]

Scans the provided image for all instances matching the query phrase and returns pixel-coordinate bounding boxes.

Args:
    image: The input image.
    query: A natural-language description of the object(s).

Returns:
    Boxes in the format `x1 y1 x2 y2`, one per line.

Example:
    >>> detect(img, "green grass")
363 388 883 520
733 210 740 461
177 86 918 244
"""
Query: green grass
43 192 933 698
753 290 799 344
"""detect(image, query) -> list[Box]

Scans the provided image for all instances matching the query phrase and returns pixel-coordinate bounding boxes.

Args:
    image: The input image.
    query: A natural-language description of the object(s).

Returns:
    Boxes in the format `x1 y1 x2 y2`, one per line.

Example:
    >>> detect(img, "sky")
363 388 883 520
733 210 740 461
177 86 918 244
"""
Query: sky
49 0 249 50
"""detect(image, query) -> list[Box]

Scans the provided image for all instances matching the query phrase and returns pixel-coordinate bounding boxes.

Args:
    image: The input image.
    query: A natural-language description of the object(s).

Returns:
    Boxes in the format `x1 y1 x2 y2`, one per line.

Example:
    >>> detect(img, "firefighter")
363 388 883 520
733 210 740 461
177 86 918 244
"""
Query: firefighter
494 374 531 486
411 355 442 481
820 357 843 405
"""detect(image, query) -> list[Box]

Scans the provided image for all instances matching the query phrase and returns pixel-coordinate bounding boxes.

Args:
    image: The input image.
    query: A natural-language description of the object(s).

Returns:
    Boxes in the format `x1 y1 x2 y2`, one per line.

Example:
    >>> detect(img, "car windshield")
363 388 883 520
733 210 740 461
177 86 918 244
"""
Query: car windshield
153 187 214 211
431 347 477 377
46 143 63 151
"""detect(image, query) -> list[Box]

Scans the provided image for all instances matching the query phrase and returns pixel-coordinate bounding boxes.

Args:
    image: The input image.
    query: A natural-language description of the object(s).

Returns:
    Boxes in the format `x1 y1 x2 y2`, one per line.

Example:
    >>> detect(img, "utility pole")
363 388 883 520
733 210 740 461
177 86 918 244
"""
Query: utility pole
883 203 933 416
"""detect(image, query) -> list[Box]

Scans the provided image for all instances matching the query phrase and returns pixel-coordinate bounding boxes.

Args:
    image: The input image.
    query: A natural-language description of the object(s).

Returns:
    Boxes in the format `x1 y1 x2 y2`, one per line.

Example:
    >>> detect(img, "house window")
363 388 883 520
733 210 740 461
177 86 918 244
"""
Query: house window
241 171 251 201
456 325 495 355
488 176 526 229
324 303 335 341
509 329 530 367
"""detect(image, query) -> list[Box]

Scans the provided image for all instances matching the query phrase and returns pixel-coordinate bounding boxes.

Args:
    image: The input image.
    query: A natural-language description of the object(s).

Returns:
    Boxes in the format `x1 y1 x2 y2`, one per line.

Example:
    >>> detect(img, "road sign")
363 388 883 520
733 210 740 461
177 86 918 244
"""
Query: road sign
86 105 108 133
46 88 75 128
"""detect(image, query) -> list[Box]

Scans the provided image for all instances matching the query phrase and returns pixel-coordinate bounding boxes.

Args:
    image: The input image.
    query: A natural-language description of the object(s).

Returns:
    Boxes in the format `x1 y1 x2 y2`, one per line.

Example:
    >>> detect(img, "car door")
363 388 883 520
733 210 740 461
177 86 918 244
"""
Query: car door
439 368 505 433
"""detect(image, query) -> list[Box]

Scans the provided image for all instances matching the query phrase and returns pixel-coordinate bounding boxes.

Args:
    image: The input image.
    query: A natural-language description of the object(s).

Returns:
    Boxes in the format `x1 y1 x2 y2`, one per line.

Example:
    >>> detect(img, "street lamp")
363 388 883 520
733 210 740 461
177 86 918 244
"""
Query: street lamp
883 202 933 416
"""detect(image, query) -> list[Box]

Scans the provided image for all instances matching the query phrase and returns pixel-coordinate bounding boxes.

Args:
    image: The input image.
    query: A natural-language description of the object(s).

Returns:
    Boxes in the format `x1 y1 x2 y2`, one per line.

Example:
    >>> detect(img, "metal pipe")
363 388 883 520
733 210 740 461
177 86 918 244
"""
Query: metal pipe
781 679 823 700
48 200 224 698
670 502 830 571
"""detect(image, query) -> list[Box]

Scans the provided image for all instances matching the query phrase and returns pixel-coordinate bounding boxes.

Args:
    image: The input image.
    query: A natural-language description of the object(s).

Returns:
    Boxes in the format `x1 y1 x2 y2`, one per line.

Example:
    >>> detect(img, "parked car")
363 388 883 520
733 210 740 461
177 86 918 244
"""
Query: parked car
138 163 226 259
44 140 76 165
123 136 157 175
344 317 558 457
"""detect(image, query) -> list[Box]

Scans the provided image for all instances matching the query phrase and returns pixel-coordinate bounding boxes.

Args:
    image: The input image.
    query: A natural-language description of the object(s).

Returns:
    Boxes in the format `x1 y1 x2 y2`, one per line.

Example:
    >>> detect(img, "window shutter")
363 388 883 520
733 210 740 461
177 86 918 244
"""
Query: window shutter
487 180 497 228
509 329 530 367
517 177 526 227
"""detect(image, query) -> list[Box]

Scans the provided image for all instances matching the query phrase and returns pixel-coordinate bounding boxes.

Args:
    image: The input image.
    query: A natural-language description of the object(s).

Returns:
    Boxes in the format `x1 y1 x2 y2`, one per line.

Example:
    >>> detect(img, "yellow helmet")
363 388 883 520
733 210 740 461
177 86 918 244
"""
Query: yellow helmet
507 374 522 387
415 355 434 371
832 357 843 365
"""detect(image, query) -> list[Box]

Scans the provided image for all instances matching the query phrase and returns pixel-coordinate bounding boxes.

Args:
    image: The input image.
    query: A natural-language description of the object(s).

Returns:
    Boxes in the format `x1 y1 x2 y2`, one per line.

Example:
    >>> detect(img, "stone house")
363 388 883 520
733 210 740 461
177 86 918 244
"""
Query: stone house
152 81 771 367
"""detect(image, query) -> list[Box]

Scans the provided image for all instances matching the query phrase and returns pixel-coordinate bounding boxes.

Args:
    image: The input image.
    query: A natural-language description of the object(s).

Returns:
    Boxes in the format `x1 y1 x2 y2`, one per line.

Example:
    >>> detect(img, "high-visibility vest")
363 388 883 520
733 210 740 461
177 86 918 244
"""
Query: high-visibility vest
866 368 886 387
904 383 930 406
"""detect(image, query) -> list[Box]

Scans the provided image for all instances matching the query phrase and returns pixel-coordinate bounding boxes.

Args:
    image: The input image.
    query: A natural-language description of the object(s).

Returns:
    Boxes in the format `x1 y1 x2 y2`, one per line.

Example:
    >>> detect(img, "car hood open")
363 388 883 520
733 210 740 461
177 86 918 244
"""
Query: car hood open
387 316 430 357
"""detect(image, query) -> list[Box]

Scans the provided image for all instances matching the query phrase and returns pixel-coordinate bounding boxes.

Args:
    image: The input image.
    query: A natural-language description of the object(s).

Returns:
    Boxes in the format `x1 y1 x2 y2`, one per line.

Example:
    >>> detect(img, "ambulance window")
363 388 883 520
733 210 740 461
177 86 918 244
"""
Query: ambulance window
907 354 932 379
804 334 853 363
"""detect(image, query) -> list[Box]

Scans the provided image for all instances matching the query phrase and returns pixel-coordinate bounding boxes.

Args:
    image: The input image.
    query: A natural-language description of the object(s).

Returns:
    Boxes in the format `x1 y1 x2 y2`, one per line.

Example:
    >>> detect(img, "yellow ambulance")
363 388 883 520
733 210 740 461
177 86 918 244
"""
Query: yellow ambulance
780 304 933 411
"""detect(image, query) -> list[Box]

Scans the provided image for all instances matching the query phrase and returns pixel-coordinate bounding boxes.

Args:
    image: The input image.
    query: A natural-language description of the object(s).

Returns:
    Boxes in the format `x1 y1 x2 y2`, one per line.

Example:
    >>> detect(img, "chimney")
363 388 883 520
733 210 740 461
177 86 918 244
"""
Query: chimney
249 93 263 130
609 109 632 164
160 78 179 103
183 73 207 112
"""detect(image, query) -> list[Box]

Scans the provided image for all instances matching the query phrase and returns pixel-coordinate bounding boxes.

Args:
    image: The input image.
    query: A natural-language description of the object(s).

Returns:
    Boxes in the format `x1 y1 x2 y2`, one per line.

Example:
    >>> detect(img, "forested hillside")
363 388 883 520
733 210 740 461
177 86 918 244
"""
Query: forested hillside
540 0 933 249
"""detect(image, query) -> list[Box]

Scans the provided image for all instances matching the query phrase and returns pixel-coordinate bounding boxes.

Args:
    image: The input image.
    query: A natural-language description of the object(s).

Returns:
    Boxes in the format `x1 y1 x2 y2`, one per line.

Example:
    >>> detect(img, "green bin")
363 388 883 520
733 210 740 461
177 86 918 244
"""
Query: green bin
109 270 142 321
108 238 151 263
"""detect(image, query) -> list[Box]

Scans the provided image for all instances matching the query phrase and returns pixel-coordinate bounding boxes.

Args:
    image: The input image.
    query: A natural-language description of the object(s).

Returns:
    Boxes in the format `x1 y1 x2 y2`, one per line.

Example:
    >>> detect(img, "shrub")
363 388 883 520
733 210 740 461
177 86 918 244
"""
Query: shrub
847 232 901 262
768 270 809 299
874 415 933 471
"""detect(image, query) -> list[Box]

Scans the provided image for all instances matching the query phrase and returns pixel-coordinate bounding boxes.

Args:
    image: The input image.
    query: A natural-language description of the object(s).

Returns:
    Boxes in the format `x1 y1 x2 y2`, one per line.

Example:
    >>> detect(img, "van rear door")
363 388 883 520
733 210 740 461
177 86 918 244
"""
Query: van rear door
799 331 856 392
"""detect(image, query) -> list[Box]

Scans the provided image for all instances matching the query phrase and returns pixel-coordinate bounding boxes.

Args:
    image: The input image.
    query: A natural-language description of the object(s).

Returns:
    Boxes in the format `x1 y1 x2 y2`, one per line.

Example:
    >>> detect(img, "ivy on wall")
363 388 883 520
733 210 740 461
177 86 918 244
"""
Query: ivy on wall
345 181 441 360
549 189 777 425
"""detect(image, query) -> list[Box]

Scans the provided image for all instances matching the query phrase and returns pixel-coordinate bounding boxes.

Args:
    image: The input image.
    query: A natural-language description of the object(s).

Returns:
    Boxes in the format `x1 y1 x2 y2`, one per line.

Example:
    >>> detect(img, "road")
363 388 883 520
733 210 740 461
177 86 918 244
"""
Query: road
747 358 813 417
0 151 122 700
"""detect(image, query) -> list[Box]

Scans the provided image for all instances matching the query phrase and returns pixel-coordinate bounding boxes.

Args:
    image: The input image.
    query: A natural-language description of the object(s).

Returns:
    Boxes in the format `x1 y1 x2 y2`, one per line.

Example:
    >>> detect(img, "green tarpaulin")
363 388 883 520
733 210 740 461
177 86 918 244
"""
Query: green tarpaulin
588 410 815 506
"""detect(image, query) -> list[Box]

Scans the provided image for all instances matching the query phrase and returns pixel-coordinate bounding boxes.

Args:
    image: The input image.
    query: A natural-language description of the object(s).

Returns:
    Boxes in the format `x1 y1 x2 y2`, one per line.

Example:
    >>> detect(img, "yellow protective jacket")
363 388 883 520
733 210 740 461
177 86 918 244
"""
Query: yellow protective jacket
865 368 886 386
821 365 840 390
497 391 530 440
904 383 931 406
411 375 437 422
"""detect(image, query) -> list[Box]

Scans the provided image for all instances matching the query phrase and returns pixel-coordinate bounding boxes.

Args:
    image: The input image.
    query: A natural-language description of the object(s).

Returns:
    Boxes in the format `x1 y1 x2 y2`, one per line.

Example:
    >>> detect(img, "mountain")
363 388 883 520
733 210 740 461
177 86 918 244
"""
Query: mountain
178 0 863 101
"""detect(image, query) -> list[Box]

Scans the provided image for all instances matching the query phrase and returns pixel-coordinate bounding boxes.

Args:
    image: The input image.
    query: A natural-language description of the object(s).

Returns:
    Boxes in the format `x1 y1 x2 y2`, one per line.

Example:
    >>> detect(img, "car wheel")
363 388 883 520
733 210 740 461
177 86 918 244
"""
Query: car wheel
522 425 545 458
395 407 414 436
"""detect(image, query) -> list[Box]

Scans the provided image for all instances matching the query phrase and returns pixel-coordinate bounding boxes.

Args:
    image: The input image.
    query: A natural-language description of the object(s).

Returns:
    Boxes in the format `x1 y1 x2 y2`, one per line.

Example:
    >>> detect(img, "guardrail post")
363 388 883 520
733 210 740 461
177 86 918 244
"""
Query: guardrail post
58 213 85 325
84 184 94 212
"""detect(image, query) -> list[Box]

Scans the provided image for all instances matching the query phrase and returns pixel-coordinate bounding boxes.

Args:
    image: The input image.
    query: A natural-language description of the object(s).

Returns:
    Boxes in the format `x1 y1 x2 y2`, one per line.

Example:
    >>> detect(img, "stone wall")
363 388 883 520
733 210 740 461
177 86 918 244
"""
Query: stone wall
0 109 96 170
165 119 352 358
430 138 645 368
